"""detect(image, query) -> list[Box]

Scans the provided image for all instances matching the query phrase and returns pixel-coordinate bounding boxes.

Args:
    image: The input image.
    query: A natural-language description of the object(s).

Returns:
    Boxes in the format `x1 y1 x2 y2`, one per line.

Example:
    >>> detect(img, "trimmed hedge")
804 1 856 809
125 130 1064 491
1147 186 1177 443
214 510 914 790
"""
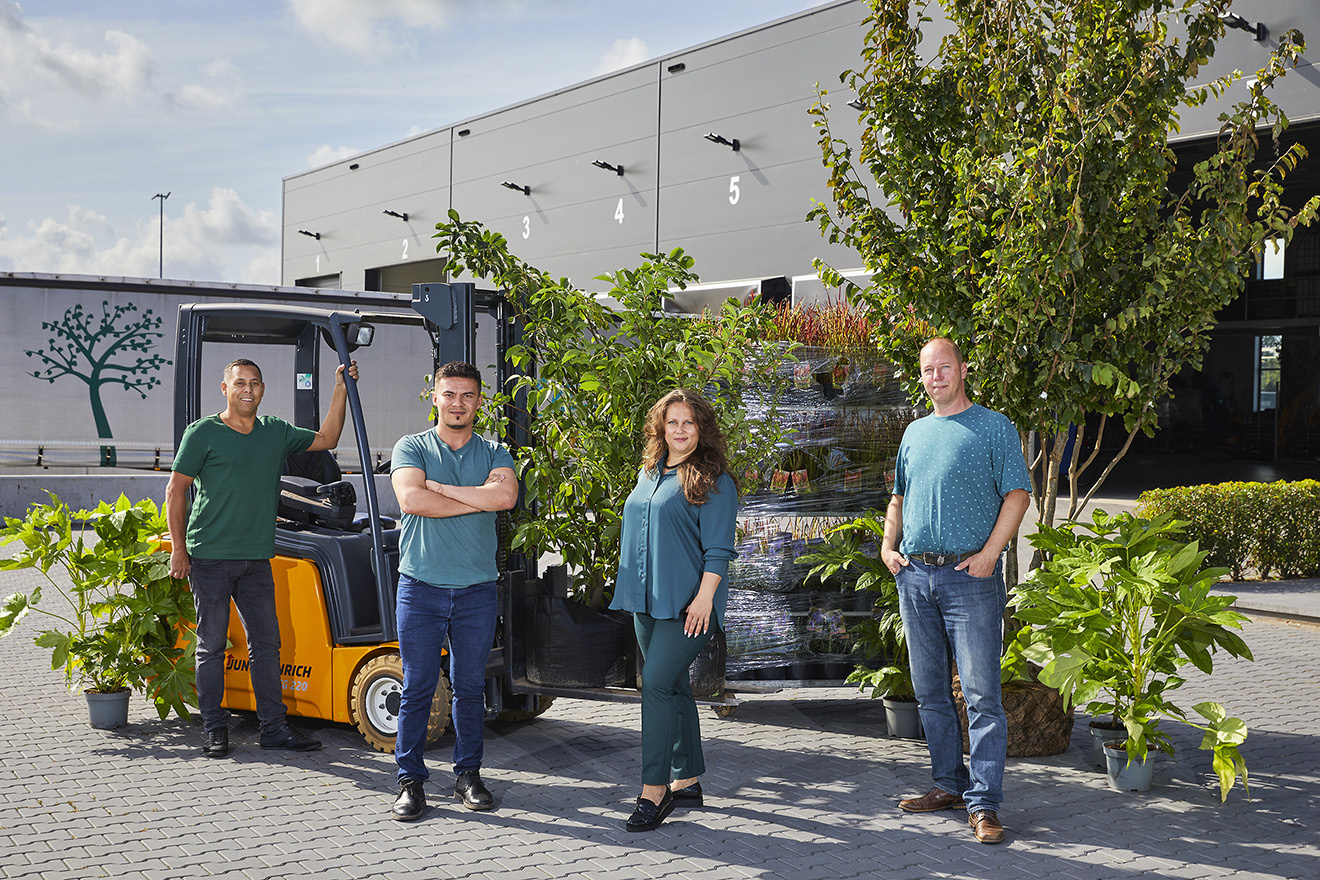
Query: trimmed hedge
1137 480 1320 580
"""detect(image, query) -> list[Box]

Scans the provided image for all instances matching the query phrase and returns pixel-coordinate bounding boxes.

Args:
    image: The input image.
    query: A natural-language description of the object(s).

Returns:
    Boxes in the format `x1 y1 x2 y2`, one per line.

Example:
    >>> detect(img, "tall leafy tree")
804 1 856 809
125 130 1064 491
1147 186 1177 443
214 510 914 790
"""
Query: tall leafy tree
810 0 1317 578
435 212 787 608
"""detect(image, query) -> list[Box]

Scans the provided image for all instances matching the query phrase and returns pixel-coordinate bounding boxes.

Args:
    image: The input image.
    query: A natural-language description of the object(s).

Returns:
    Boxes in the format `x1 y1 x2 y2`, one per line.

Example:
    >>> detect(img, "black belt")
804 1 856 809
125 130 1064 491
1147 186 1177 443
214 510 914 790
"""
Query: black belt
912 551 976 566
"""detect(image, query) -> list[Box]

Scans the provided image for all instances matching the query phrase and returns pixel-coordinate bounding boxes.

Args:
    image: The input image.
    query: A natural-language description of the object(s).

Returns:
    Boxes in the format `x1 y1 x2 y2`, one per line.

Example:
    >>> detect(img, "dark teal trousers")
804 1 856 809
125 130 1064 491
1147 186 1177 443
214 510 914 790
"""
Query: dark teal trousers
634 613 714 785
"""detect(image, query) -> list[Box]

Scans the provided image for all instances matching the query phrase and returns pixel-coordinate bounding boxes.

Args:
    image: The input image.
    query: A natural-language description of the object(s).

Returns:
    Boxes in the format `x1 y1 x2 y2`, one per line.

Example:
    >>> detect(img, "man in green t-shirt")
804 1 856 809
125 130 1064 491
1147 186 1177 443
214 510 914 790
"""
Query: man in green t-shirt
166 357 357 759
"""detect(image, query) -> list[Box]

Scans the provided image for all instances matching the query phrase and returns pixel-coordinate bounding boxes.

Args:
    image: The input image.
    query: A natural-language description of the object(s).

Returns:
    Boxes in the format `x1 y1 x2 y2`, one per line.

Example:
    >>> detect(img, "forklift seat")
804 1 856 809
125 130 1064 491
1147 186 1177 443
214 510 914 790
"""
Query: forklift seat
281 449 395 531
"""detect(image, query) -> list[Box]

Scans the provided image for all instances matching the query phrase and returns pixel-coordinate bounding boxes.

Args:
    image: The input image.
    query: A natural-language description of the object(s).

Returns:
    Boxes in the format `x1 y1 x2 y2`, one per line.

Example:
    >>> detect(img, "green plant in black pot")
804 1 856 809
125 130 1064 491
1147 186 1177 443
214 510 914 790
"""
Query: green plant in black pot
1 494 197 719
797 512 910 698
436 211 787 608
1010 509 1253 801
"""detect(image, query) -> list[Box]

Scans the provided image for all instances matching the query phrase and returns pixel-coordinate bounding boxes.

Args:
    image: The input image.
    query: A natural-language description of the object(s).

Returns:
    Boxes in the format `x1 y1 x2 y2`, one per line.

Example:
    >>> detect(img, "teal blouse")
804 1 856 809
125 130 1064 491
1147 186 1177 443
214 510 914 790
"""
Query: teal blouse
610 464 739 628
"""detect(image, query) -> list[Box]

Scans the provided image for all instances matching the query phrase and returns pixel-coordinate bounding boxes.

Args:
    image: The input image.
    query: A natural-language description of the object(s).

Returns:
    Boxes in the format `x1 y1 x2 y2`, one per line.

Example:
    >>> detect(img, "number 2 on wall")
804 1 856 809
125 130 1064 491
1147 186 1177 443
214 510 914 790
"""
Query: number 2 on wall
729 175 741 205
401 239 409 260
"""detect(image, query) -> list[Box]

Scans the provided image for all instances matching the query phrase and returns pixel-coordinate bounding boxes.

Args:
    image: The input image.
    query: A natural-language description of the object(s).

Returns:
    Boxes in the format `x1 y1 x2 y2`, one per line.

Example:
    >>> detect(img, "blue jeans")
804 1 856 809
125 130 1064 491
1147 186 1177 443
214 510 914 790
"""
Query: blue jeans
896 557 1008 813
395 575 497 782
189 558 288 736
635 613 712 786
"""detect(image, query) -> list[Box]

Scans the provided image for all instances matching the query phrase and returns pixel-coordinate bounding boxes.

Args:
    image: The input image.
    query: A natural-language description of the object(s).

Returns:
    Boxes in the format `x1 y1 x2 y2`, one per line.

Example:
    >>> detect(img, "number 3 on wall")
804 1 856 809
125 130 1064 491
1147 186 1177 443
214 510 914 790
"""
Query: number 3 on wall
729 175 741 206
523 216 531 239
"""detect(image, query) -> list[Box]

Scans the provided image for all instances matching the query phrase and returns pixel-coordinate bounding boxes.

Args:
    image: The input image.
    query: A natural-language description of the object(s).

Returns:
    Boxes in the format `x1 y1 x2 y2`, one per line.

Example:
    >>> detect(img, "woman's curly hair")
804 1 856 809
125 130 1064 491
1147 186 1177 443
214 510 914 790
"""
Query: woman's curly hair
641 388 737 505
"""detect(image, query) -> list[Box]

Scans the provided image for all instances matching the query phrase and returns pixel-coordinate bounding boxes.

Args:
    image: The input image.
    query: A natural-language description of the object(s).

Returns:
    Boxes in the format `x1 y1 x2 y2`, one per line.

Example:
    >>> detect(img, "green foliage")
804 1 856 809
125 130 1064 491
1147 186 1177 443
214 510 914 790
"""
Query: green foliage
1 494 197 720
1010 509 1253 801
797 512 911 698
434 211 788 607
1139 480 1320 579
810 0 1320 538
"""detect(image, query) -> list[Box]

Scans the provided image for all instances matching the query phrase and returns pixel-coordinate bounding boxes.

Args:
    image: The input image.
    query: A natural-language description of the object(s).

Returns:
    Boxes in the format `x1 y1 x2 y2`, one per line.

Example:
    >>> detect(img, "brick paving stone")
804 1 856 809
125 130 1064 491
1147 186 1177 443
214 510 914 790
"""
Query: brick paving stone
4 554 1320 880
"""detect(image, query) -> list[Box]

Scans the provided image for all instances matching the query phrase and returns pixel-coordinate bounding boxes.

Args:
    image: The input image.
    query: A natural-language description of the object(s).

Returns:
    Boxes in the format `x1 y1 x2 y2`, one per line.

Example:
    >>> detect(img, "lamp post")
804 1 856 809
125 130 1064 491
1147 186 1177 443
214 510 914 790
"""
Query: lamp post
151 192 170 278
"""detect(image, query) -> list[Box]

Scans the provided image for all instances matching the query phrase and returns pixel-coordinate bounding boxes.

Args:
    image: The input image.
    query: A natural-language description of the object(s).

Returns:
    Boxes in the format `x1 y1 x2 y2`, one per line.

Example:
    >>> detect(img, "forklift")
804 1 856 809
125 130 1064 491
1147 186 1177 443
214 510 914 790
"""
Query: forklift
169 283 739 752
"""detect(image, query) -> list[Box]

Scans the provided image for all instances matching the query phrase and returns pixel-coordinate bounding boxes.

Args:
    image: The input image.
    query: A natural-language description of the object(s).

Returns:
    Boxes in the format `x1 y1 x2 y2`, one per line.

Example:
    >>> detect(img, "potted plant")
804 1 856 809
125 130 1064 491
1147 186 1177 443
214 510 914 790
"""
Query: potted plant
1 494 197 728
1010 509 1252 800
434 212 787 685
798 512 921 737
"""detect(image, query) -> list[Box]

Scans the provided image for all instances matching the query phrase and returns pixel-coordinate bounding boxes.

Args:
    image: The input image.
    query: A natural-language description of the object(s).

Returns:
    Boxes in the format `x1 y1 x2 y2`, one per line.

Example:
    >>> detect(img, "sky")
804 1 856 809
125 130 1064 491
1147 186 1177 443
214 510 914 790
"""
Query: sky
0 0 827 285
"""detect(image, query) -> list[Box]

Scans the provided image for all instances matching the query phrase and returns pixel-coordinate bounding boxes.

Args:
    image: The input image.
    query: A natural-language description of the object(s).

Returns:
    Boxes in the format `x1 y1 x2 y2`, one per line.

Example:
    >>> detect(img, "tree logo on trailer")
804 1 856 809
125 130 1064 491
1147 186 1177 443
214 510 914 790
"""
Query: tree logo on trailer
23 300 171 467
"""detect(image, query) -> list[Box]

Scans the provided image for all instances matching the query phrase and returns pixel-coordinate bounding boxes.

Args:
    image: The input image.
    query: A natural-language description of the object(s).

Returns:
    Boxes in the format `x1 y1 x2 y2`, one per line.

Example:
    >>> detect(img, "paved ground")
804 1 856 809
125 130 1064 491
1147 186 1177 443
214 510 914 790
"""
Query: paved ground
2 559 1318 880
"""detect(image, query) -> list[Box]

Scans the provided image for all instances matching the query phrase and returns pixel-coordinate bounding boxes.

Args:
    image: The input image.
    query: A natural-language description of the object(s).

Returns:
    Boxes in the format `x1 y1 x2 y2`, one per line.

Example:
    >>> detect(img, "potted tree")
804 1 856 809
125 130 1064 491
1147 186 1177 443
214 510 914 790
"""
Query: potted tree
1 494 197 728
1010 509 1252 800
799 513 921 738
434 212 787 686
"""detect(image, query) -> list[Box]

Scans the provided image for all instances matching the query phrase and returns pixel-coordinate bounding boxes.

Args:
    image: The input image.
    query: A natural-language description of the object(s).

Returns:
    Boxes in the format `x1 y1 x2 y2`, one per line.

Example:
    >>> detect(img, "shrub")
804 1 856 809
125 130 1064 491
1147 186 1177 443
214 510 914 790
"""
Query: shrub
1138 480 1320 579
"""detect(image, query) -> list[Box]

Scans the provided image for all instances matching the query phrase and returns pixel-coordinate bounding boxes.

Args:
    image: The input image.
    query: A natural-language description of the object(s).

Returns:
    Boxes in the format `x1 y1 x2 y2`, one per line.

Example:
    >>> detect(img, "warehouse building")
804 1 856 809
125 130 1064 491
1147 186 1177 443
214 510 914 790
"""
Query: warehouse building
281 0 1320 473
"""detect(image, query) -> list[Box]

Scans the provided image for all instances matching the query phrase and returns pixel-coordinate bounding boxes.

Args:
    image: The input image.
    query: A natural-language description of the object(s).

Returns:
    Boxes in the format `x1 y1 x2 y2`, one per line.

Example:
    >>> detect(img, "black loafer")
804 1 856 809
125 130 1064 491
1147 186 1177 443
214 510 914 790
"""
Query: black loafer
626 789 675 832
454 770 495 811
259 727 322 751
671 781 703 808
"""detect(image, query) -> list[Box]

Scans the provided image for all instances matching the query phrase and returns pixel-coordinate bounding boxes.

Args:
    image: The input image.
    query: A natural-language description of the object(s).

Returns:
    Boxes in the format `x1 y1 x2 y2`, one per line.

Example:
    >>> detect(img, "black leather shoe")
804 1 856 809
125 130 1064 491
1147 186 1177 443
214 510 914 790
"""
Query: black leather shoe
671 781 703 808
259 727 322 751
626 789 675 832
392 777 426 822
454 770 494 811
203 728 229 758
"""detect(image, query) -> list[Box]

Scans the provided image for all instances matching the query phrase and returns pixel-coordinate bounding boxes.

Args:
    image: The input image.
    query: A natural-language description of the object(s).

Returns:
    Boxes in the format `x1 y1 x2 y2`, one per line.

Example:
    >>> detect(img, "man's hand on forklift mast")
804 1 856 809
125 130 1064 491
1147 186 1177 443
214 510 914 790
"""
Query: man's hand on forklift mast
307 360 359 452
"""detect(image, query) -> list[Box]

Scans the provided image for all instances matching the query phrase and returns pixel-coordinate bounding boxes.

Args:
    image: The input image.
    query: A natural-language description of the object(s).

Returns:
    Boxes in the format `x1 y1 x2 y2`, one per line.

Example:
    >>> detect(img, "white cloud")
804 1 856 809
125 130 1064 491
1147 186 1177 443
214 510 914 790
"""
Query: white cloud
597 37 650 75
307 144 361 168
171 59 243 112
0 4 153 126
0 188 279 282
288 0 465 54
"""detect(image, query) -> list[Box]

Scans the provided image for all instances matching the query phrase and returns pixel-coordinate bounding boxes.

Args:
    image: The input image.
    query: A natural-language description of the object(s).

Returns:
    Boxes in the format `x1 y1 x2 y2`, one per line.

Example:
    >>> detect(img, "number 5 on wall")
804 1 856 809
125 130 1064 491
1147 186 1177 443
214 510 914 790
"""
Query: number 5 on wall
729 175 741 205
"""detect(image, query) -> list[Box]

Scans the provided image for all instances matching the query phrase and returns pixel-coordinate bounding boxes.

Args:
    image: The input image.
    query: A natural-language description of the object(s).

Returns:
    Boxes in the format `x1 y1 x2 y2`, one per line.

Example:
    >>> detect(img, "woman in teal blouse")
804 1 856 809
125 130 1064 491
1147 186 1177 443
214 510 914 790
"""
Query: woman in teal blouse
610 388 739 832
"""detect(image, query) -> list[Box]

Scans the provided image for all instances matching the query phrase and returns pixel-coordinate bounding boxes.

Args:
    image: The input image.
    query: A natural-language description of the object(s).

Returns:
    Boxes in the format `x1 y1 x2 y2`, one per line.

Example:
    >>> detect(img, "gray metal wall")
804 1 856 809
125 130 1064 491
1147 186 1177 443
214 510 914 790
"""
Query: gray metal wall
282 0 1320 302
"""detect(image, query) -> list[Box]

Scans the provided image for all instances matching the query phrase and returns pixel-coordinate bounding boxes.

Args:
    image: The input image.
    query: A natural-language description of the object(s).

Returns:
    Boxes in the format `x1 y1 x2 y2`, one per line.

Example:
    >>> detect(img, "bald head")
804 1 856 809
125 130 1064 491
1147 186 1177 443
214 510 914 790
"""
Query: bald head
918 337 970 415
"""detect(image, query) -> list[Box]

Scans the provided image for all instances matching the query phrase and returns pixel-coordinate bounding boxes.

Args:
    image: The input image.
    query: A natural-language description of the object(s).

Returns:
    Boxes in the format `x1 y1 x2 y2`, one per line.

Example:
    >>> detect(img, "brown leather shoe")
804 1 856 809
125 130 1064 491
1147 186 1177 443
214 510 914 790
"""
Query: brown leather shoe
899 786 966 813
969 809 1005 844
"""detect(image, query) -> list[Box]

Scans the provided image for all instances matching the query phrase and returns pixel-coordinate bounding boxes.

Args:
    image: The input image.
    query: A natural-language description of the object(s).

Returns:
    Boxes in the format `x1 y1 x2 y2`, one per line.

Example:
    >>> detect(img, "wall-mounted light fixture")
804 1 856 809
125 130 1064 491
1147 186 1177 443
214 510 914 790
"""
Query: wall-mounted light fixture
458 128 471 137
382 209 409 220
1220 12 1267 41
349 163 360 170
703 132 740 151
667 62 686 73
591 160 625 176
297 229 321 240
501 181 530 195
846 98 867 111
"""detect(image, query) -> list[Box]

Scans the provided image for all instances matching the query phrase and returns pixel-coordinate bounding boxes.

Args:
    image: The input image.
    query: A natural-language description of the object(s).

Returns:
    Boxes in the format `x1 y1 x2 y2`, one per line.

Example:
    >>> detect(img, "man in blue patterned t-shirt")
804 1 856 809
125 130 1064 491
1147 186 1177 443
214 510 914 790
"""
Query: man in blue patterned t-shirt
880 338 1032 845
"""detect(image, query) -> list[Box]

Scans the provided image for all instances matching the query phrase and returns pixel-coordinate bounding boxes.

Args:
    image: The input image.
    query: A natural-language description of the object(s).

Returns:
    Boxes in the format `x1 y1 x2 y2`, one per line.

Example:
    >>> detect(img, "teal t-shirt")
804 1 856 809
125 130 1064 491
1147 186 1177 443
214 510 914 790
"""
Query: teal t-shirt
391 429 515 588
893 404 1031 556
609 466 739 627
172 414 316 559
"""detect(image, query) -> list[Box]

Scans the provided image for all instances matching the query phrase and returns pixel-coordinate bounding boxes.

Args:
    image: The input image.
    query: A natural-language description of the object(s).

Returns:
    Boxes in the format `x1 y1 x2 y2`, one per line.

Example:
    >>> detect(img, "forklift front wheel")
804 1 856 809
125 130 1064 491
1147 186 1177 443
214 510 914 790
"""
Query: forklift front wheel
350 653 451 754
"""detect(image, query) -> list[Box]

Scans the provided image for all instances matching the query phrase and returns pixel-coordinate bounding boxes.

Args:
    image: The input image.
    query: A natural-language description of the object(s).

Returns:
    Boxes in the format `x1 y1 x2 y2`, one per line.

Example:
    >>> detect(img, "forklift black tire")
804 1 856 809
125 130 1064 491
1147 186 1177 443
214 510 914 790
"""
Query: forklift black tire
350 653 450 754
495 695 556 723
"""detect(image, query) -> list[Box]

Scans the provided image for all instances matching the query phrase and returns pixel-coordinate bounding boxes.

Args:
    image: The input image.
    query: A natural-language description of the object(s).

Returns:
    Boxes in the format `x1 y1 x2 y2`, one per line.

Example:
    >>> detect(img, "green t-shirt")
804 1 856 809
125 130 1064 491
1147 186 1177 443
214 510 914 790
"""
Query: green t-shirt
172 414 316 559
391 429 515 588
